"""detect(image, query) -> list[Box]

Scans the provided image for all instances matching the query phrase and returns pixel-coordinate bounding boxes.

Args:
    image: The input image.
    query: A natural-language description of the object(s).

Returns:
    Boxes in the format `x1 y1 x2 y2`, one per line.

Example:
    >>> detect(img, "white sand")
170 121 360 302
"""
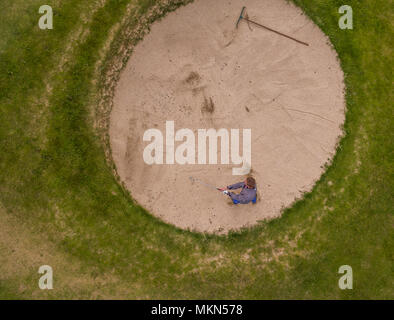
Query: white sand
110 0 345 233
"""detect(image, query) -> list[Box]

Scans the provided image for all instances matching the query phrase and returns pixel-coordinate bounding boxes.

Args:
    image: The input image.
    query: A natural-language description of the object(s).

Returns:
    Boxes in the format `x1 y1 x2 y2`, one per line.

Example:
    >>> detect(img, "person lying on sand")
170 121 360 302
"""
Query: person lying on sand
219 177 257 204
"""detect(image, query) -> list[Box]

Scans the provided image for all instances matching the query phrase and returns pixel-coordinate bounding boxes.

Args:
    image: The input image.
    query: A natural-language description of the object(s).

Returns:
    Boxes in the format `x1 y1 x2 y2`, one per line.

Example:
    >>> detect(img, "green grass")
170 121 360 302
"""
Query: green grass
0 0 392 299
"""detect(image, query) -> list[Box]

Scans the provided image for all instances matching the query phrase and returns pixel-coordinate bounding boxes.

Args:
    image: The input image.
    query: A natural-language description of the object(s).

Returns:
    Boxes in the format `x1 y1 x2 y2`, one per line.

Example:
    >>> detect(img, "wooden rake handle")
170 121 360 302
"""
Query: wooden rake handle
242 16 309 46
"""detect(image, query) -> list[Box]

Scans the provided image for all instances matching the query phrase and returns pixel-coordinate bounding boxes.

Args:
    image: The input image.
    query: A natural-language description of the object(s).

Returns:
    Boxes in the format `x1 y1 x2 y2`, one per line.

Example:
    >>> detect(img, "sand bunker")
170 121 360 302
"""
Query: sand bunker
110 0 345 233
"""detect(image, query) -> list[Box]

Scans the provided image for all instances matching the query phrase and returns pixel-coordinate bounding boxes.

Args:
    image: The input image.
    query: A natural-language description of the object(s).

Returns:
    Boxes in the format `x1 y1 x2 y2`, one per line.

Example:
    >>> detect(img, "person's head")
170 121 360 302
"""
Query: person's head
245 177 256 189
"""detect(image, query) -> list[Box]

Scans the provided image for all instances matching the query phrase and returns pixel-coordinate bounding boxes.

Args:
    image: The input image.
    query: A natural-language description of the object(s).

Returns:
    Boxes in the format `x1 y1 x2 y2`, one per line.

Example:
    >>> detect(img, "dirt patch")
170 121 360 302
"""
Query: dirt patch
202 96 215 113
109 0 345 233
184 71 201 85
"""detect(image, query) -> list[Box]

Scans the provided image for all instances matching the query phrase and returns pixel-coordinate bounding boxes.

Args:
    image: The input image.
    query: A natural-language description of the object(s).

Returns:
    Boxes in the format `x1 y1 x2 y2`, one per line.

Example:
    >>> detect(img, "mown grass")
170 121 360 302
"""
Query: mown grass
0 0 393 299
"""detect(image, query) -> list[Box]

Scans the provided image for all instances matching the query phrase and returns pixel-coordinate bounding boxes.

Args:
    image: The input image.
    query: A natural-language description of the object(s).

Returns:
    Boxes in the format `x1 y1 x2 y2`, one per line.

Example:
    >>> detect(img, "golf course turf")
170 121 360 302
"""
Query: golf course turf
0 0 393 299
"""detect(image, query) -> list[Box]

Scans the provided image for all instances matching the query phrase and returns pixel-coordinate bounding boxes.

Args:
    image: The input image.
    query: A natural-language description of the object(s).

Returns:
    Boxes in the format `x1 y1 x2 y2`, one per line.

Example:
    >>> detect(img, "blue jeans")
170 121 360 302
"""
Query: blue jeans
232 196 257 205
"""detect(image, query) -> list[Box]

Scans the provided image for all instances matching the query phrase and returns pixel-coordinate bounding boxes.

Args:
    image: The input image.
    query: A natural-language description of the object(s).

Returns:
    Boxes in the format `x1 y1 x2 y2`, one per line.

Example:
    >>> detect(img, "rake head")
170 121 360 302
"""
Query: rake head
236 6 246 29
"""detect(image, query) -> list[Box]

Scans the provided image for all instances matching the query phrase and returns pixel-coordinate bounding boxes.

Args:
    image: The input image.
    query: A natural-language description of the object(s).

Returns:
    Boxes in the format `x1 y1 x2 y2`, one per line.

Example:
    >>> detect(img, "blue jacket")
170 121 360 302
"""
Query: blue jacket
227 182 257 204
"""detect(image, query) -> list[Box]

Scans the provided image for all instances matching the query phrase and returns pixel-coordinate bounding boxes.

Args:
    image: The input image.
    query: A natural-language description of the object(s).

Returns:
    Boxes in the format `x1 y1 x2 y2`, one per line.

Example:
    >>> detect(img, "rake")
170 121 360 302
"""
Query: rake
236 6 309 46
189 176 223 192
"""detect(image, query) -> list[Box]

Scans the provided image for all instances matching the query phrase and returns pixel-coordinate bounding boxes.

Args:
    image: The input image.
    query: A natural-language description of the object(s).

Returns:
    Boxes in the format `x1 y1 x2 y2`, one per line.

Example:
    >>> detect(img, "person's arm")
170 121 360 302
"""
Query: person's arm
226 182 245 190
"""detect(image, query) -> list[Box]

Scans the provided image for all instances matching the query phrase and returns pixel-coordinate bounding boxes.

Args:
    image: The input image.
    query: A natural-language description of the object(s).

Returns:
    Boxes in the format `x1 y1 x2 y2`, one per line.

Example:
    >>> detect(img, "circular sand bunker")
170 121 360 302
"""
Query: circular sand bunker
110 0 345 233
